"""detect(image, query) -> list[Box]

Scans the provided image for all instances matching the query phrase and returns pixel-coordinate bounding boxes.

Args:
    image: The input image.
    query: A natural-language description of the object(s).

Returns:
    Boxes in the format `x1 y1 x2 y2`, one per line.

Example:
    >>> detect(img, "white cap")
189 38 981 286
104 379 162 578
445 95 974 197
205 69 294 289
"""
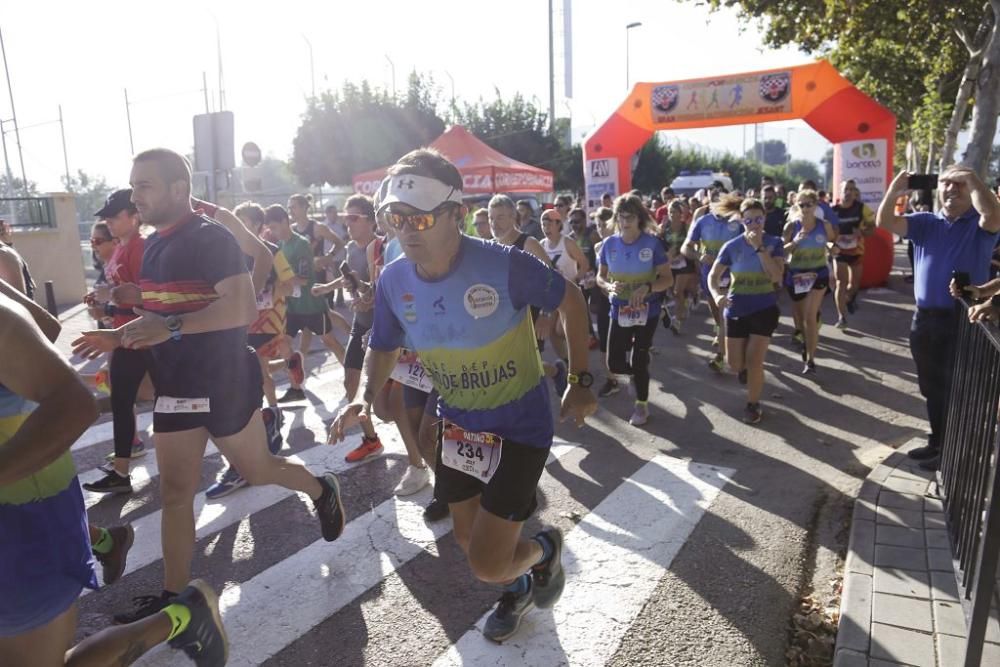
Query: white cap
376 173 463 214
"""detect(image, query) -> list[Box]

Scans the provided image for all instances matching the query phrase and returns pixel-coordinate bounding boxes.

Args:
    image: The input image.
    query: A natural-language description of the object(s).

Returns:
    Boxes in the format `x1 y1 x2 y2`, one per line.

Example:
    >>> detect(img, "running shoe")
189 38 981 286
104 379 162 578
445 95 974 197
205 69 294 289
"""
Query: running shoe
345 435 384 463
661 309 672 331
277 386 306 403
792 330 804 346
423 496 450 522
708 356 725 373
83 471 133 495
167 580 229 667
836 317 848 330
847 293 858 314
669 318 681 335
597 378 620 398
394 464 430 496
314 472 346 541
205 466 247 500
743 402 763 425
483 584 536 643
262 406 284 455
531 529 565 609
802 359 816 375
738 369 748 385
104 439 147 462
288 351 305 387
629 402 649 426
94 524 135 586
552 360 568 398
114 592 173 625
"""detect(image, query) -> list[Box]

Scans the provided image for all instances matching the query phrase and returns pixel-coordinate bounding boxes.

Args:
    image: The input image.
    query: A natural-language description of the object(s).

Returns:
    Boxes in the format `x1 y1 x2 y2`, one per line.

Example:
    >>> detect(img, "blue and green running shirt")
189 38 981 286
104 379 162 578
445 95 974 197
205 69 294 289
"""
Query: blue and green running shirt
716 234 784 318
0 385 98 624
369 236 567 448
785 220 831 281
687 213 743 286
596 233 668 320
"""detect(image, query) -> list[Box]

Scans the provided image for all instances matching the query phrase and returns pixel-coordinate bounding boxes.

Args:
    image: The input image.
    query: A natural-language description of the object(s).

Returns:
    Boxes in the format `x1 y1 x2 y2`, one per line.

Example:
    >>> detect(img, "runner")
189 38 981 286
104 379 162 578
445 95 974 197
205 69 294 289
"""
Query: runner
590 207 620 396
264 204 346 403
0 279 228 667
832 179 876 327
708 197 785 424
782 189 839 373
72 148 346 624
81 189 152 495
330 148 597 643
567 206 601 348
473 207 493 239
322 203 349 307
681 195 745 371
540 207 589 381
310 194 385 463
661 199 697 334
595 194 673 426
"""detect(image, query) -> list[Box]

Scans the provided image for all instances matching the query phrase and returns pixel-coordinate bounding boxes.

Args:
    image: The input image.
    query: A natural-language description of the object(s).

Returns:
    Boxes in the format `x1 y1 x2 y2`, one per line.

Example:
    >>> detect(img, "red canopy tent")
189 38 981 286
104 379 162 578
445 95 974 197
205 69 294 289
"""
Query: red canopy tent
352 125 554 197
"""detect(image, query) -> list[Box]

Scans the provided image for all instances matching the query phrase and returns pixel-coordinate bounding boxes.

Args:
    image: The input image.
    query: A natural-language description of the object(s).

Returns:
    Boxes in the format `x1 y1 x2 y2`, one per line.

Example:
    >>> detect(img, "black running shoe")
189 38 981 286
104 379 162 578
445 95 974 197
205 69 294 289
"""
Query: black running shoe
277 387 306 403
95 524 135 586
262 406 284 454
114 592 172 625
423 496 450 522
743 402 762 425
531 528 565 609
168 580 229 667
314 473 346 541
483 585 535 643
82 471 133 495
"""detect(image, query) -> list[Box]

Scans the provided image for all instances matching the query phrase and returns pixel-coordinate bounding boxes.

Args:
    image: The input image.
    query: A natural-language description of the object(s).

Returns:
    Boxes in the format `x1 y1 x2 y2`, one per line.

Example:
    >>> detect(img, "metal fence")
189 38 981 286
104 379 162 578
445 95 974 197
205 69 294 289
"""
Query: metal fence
938 299 1000 666
0 196 56 228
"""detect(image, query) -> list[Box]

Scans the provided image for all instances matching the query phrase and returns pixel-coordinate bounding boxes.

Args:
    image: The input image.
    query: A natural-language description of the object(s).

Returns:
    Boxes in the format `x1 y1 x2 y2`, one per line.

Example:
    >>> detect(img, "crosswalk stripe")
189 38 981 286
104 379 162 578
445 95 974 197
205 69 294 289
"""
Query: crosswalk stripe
432 455 734 666
133 441 578 666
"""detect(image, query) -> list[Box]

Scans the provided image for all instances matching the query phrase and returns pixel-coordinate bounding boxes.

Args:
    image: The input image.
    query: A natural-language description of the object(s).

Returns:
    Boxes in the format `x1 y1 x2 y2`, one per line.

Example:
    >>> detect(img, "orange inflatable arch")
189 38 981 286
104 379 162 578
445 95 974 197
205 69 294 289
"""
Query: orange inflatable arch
582 60 897 287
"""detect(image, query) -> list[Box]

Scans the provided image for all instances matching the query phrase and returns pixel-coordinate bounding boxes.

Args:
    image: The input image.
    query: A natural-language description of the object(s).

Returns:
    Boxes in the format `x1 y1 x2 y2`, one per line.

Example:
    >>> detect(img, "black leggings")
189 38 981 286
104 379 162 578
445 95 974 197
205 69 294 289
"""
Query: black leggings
110 347 151 459
607 316 658 401
593 291 611 353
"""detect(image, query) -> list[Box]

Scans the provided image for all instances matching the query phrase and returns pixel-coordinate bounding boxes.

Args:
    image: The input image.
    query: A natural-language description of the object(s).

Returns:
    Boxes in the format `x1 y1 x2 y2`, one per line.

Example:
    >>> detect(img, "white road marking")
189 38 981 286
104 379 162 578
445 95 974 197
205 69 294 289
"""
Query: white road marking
433 455 734 667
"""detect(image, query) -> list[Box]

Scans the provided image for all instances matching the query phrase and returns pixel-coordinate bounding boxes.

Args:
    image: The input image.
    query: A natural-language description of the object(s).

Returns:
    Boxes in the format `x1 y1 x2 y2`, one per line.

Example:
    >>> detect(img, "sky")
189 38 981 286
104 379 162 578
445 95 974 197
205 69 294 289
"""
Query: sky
1 0 830 193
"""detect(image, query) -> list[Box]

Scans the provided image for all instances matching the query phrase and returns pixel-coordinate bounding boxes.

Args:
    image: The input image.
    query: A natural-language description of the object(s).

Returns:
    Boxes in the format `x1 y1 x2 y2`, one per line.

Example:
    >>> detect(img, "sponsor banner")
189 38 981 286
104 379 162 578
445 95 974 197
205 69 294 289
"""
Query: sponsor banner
355 170 552 195
837 139 888 206
354 177 385 196
584 158 618 210
650 71 792 124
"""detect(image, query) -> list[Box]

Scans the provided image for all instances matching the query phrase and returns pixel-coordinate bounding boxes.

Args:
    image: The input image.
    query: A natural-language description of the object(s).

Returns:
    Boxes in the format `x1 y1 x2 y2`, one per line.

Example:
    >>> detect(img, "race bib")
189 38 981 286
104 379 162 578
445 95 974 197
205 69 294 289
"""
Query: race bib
579 271 597 288
836 235 858 250
440 424 503 483
792 272 818 295
389 350 434 394
155 396 211 413
670 254 688 269
291 285 302 299
618 303 649 327
256 289 274 311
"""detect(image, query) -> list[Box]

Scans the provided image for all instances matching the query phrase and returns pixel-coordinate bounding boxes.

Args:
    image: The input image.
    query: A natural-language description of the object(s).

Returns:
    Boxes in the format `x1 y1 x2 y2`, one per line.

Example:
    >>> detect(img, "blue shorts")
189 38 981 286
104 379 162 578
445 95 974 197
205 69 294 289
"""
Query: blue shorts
0 480 98 637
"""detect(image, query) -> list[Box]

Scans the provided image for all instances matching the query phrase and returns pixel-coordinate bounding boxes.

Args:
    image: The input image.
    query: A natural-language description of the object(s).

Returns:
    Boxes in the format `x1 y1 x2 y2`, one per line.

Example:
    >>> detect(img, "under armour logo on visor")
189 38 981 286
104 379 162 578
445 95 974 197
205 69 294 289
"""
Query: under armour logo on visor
398 178 415 189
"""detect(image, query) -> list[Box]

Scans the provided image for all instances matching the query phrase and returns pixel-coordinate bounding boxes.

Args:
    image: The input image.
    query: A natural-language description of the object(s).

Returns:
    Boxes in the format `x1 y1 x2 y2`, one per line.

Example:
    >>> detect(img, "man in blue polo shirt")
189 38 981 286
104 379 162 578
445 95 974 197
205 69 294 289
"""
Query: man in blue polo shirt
877 166 1000 470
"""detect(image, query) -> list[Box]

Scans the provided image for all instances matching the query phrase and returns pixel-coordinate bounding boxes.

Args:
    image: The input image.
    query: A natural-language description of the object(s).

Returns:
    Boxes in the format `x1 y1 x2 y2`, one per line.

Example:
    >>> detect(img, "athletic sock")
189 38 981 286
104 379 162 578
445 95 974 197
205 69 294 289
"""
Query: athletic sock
163 603 192 641
505 573 531 595
91 527 114 554
533 532 555 566
635 400 648 407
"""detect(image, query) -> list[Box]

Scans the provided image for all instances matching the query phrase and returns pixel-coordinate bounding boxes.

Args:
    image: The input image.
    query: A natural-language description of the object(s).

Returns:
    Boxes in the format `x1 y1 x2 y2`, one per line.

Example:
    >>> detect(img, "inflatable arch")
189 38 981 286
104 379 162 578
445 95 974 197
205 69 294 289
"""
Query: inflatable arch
582 60 897 287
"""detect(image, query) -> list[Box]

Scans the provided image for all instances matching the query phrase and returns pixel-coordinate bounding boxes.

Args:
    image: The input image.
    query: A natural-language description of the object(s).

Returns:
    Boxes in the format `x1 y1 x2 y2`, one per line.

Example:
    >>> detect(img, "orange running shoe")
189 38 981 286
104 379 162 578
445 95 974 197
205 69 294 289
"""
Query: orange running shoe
345 435 384 463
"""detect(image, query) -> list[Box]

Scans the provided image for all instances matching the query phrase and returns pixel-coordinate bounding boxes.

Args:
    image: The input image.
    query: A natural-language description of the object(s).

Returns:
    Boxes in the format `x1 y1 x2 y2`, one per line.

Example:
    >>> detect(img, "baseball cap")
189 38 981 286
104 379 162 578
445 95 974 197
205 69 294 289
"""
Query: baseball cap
95 189 137 219
376 174 463 214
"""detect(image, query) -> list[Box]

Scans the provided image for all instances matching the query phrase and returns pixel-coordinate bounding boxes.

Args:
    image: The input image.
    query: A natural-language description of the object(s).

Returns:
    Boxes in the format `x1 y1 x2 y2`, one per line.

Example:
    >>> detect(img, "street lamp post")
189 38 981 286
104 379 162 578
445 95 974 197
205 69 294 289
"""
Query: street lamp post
302 34 315 99
625 22 642 91
385 54 396 97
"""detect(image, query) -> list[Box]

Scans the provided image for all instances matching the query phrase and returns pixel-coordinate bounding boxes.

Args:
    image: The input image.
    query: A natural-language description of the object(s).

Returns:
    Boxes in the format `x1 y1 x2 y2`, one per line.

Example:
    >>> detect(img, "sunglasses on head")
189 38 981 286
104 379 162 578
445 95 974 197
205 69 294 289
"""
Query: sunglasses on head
385 204 456 232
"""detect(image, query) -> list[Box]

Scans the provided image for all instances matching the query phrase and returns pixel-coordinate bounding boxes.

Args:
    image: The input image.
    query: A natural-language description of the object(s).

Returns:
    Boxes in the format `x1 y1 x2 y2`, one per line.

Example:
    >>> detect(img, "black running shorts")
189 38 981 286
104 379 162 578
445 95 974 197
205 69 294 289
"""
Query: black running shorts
434 424 550 523
726 305 780 339
286 311 332 336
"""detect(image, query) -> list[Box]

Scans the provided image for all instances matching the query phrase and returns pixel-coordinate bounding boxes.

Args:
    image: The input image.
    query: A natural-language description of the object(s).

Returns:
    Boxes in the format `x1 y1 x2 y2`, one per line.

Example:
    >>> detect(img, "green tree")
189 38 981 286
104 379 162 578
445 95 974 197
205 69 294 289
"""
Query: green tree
745 139 788 166
632 138 672 193
62 169 114 222
291 73 446 187
820 148 834 188
787 159 823 187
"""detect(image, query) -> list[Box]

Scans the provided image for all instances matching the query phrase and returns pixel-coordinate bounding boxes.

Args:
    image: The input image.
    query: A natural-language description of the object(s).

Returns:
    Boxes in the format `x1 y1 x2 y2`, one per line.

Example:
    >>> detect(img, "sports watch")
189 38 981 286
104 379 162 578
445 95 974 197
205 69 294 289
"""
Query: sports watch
567 370 594 388
165 314 183 341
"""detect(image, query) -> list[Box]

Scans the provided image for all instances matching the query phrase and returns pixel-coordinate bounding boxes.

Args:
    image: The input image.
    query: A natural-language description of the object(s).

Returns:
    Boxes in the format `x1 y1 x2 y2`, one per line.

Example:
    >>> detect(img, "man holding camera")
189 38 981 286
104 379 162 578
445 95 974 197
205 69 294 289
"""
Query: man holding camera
877 166 1000 470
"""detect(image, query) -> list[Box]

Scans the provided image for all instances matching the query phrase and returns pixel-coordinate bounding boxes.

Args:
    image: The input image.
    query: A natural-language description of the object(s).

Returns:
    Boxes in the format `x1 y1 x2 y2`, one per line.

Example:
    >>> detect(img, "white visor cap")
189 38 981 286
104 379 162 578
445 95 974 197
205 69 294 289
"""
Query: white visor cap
376 173 464 214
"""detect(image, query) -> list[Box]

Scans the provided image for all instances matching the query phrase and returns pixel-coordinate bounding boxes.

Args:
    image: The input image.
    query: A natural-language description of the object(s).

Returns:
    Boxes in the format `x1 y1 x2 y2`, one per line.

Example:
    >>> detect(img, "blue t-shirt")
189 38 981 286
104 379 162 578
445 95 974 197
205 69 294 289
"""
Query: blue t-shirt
369 236 567 447
785 220 831 284
687 213 744 279
716 234 784 318
383 237 403 265
906 208 998 309
596 233 668 320
818 201 840 228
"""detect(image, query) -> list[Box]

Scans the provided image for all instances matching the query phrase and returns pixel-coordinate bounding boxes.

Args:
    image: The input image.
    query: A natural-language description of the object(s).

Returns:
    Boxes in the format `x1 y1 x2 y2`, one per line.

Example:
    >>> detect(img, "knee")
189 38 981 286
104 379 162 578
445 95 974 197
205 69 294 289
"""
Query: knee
159 476 198 507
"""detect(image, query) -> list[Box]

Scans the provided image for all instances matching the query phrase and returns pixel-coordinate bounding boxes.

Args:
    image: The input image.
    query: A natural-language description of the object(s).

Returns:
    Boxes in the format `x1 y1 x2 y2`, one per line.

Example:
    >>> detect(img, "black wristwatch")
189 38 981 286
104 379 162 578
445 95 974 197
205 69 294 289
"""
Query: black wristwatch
165 314 183 341
567 370 594 388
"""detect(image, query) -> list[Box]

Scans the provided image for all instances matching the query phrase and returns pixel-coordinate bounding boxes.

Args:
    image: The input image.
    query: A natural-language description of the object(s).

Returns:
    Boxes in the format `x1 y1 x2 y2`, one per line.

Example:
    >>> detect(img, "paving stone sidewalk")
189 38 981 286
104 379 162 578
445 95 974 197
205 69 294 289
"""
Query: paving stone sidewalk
835 439 1000 666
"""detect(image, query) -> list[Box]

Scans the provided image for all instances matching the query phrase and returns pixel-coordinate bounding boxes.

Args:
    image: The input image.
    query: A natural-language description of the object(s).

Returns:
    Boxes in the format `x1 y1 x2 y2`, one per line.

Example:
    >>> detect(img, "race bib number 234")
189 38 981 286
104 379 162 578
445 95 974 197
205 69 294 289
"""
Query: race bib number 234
440 425 503 483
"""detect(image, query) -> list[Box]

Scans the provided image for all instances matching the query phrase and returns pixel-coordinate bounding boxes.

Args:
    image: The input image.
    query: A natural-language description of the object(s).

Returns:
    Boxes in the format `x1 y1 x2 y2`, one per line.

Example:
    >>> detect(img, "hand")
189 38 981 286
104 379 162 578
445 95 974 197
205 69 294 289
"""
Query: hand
559 385 597 428
534 312 555 340
0 220 12 245
699 253 714 266
311 283 332 297
87 305 104 321
120 308 170 348
607 281 624 298
888 170 912 196
746 229 763 249
715 294 731 310
629 284 649 309
969 301 998 323
351 291 374 313
110 283 141 306
328 400 372 443
950 278 981 300
71 329 121 359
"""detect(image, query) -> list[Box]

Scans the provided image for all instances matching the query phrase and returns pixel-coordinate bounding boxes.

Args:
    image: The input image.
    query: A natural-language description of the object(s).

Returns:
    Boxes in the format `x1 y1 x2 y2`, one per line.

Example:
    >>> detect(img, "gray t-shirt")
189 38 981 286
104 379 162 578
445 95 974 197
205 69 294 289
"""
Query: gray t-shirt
346 239 374 328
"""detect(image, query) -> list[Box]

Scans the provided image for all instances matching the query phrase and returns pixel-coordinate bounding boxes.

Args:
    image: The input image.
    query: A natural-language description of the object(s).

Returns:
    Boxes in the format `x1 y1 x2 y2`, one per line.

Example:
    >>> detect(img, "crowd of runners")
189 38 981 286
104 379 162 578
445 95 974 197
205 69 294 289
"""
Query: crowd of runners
1 142 996 665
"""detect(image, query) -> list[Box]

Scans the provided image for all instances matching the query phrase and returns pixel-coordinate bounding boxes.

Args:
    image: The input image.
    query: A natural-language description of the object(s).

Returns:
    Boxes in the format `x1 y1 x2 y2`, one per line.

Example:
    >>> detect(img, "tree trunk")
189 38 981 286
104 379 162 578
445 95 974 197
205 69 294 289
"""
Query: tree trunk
962 1 1000 177
939 11 992 171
